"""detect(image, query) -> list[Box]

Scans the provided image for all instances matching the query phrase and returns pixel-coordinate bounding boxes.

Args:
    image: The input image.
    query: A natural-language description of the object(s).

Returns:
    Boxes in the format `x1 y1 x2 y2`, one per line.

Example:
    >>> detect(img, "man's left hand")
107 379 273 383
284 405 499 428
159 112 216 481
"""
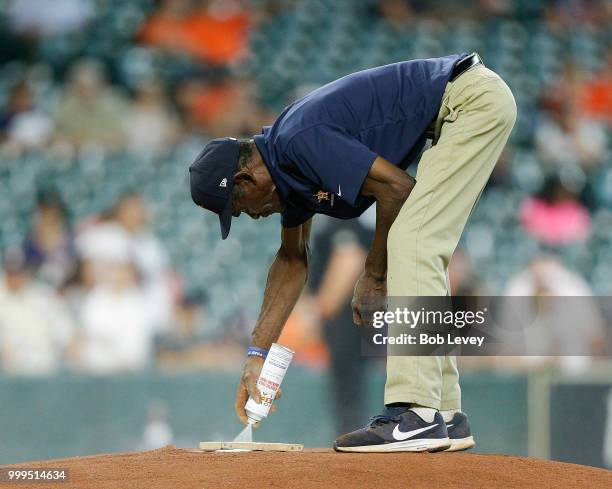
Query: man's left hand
351 272 386 326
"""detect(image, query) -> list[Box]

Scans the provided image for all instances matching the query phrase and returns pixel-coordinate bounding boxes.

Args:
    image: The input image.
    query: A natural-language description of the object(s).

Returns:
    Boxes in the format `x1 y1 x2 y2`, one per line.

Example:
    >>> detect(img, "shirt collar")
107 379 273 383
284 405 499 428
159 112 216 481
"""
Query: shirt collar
253 130 290 203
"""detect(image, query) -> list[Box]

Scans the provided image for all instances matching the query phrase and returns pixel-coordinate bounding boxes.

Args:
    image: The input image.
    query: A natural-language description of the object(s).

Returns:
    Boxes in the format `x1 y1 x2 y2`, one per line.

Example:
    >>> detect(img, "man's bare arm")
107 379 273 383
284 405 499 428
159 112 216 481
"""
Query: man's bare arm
352 156 415 325
361 156 415 279
251 220 312 348
235 219 311 423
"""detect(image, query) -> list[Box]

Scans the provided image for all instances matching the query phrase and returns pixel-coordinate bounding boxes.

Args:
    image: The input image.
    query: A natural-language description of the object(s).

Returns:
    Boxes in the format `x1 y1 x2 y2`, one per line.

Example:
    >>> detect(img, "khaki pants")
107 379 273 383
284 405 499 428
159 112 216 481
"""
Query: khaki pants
384 65 517 409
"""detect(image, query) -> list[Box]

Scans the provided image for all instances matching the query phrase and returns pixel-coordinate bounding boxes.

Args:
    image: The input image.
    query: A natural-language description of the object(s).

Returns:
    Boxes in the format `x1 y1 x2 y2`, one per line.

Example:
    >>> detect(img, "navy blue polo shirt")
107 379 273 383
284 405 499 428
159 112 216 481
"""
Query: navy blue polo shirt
254 54 466 228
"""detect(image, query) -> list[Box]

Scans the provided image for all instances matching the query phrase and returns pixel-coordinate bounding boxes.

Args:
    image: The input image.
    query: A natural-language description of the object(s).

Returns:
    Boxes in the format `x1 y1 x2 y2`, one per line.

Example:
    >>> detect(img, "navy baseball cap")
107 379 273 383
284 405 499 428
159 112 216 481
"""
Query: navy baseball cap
189 137 240 239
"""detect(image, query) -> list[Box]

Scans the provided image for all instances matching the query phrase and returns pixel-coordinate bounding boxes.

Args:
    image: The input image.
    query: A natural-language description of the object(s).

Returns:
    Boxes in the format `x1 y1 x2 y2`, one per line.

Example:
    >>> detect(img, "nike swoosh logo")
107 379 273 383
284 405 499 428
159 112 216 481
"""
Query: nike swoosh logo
446 424 454 428
337 185 342 196
392 423 439 441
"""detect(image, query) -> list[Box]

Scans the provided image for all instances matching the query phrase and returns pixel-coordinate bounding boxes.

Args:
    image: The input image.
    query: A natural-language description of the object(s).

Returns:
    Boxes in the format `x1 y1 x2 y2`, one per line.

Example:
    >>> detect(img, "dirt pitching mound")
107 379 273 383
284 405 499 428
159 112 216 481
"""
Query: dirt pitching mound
2 446 611 489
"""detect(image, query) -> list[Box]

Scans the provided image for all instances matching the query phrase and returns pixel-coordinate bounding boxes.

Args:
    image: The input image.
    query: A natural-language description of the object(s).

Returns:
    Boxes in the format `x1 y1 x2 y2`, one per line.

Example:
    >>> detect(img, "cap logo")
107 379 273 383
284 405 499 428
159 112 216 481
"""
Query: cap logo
219 178 227 188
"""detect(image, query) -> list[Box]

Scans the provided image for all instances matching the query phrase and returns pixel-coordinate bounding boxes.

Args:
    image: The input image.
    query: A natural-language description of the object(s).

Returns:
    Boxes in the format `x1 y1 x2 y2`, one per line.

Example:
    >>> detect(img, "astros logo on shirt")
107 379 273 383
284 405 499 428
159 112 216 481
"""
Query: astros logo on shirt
313 190 335 207
314 190 330 202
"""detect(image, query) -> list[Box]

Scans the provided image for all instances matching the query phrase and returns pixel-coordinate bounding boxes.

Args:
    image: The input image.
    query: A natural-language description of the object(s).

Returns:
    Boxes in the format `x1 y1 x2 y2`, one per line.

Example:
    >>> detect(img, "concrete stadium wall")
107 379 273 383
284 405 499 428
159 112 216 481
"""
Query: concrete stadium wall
0 370 527 464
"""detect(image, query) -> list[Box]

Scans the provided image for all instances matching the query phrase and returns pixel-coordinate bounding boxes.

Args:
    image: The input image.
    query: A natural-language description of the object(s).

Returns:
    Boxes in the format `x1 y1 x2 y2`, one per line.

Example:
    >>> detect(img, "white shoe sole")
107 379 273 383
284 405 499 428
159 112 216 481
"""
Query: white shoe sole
444 436 475 452
335 437 451 453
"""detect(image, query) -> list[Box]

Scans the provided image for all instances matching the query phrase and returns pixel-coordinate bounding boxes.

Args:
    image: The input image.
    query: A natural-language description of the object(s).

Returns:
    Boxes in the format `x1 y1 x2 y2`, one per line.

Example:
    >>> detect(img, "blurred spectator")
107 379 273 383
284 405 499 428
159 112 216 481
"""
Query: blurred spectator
78 259 156 373
23 190 76 288
278 296 328 370
505 255 593 296
139 0 197 58
536 64 607 169
544 0 610 29
156 289 209 355
60 259 97 323
155 289 243 371
500 255 605 369
76 193 174 332
308 213 374 435
376 0 413 27
0 248 75 375
124 79 180 157
173 288 209 341
579 52 612 123
54 59 128 149
140 400 174 449
7 0 94 37
176 77 269 137
190 0 250 65
448 248 488 296
0 80 53 149
140 0 249 66
0 81 30 137
478 0 514 16
520 174 591 246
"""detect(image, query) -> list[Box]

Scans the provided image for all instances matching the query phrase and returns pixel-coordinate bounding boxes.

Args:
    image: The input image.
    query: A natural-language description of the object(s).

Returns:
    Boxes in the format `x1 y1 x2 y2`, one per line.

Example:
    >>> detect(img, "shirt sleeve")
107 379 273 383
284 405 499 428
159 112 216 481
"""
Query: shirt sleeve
284 125 378 207
281 203 314 228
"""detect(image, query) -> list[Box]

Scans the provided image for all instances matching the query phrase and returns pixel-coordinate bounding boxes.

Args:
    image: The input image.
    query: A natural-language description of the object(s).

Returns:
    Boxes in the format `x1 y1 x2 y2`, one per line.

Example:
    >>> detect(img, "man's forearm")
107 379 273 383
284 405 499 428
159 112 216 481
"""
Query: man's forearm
250 250 308 349
364 196 406 280
365 174 415 273
361 156 416 280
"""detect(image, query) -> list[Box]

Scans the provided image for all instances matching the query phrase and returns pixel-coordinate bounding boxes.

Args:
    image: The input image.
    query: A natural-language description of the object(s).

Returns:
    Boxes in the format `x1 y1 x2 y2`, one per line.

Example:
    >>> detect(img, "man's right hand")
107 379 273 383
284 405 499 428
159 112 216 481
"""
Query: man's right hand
234 223 309 425
234 355 283 425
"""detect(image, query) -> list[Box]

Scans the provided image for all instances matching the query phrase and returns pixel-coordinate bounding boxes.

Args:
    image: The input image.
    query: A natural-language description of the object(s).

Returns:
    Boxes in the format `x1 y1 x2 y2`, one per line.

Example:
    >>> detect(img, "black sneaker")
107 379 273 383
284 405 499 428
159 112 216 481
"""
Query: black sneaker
444 411 475 452
333 406 451 453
